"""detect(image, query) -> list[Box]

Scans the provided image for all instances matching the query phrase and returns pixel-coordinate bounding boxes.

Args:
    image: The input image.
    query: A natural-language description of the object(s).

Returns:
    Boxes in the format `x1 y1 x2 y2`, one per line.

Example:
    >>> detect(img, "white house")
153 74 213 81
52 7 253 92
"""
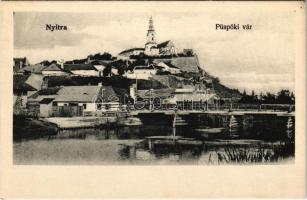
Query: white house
155 62 181 74
126 65 157 80
63 64 99 77
90 60 113 77
118 48 144 59
52 85 123 116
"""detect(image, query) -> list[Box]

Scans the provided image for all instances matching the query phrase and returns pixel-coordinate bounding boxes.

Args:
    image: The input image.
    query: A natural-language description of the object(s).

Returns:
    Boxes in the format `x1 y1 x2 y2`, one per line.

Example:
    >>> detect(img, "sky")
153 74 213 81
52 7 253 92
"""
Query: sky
14 10 296 94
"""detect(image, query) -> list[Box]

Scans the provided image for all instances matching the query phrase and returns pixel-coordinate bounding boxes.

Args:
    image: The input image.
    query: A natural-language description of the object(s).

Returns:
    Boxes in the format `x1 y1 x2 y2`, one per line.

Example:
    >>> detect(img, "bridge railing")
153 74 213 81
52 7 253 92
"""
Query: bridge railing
127 102 295 112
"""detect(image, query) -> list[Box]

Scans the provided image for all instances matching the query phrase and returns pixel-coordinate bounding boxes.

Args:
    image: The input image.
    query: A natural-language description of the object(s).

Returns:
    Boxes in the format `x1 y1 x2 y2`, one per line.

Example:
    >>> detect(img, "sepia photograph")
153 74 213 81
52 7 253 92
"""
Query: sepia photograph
0 1 305 198
12 10 297 165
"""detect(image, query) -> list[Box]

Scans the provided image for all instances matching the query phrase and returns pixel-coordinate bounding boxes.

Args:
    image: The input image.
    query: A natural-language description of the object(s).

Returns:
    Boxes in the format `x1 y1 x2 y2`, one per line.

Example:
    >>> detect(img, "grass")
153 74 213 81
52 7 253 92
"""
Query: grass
215 142 294 164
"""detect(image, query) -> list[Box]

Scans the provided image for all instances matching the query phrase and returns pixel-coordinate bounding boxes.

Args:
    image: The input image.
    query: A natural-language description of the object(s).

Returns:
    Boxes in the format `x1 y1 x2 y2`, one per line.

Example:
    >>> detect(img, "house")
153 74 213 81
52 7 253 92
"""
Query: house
157 40 176 55
17 63 47 74
95 86 126 112
155 61 181 74
27 87 61 117
41 63 71 76
126 65 157 80
51 85 123 117
167 88 220 110
13 57 30 73
63 64 99 77
39 98 56 117
13 74 37 109
90 60 113 77
153 56 200 74
118 48 144 59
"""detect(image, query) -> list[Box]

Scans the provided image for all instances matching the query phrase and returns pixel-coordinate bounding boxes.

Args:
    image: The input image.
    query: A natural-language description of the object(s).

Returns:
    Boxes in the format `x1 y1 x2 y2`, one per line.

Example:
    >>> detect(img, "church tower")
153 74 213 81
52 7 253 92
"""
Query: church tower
145 17 159 56
147 16 156 44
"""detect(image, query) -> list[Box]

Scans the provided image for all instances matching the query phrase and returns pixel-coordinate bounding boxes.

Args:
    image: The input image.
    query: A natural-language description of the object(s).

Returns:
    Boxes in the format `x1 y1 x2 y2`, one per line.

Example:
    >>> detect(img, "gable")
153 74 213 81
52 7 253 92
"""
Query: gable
43 63 62 71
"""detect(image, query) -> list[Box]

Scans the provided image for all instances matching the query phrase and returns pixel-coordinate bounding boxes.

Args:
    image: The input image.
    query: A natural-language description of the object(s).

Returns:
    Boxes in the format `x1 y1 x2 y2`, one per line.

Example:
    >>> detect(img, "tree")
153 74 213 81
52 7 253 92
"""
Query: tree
103 66 112 77
276 90 292 104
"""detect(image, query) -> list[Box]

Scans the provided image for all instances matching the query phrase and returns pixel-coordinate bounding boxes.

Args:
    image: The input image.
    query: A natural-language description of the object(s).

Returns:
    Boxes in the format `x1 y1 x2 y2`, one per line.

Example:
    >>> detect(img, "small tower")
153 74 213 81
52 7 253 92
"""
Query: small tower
147 16 156 43
145 17 159 56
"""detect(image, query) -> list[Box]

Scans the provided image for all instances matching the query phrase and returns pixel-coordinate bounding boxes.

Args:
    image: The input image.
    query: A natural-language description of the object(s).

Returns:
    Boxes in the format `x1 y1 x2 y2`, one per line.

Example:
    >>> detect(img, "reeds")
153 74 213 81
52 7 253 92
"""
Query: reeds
215 143 294 164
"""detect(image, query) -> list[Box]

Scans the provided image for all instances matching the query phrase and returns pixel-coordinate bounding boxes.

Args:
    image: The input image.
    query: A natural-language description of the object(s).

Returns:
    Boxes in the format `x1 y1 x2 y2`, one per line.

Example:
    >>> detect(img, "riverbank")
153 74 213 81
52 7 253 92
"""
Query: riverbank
13 114 58 140
44 116 117 129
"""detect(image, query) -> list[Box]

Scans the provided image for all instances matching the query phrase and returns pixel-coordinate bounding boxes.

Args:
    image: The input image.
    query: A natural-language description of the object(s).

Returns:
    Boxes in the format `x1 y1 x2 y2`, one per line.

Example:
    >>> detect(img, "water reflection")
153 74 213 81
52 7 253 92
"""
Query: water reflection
14 115 295 165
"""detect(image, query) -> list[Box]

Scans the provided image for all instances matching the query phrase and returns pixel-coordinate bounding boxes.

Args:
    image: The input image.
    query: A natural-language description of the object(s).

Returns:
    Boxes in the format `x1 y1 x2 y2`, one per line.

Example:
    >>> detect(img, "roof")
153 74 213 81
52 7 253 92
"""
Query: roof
119 48 144 55
63 64 98 71
13 74 37 92
157 40 173 48
153 56 200 73
25 74 44 90
42 63 63 71
54 86 101 102
150 75 181 88
18 64 46 74
28 87 62 99
39 98 55 104
137 88 175 99
100 86 119 102
156 61 179 69
90 60 113 66
134 65 155 70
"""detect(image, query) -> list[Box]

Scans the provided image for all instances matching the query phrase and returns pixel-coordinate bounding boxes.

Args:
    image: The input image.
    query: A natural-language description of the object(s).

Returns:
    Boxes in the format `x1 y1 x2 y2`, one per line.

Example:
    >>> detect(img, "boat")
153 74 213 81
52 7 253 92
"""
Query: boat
138 135 203 151
117 116 143 126
195 127 225 139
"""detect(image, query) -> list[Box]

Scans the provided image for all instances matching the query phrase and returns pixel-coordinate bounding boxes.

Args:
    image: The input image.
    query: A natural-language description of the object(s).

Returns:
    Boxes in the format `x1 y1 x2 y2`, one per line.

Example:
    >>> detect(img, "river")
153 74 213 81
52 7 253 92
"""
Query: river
14 119 295 165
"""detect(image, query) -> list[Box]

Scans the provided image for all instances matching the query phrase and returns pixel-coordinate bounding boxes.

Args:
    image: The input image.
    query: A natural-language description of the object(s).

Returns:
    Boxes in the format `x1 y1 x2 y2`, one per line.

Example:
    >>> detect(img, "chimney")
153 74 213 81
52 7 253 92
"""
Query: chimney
58 59 64 69
87 56 91 64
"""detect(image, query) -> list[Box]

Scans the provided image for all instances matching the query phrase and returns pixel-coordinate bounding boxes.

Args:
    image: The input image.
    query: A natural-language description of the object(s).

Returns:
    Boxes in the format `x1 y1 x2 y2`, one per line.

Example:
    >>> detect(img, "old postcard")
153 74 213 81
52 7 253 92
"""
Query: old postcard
0 1 306 198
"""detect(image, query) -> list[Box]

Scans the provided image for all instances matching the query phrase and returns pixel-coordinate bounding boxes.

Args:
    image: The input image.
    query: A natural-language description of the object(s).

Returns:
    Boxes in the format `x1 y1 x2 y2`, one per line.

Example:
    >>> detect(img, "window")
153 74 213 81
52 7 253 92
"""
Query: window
83 104 87 110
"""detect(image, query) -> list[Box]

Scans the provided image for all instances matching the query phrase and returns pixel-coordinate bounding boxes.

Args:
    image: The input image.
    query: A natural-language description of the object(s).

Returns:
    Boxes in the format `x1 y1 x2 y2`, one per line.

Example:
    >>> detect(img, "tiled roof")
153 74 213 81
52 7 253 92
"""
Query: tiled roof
39 98 55 104
54 86 101 103
63 64 98 71
42 63 63 71
53 85 124 103
25 74 44 90
157 40 173 48
28 87 62 99
153 56 200 73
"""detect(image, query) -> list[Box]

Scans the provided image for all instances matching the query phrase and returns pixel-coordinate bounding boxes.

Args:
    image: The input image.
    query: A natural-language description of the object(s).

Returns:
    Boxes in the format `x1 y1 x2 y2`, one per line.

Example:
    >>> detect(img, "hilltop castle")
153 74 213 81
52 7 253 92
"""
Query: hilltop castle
118 17 177 58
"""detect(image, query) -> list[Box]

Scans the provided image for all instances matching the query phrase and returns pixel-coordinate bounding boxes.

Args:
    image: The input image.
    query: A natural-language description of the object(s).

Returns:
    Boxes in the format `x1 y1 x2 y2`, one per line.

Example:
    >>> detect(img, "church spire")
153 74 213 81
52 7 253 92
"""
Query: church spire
146 16 156 44
148 16 154 31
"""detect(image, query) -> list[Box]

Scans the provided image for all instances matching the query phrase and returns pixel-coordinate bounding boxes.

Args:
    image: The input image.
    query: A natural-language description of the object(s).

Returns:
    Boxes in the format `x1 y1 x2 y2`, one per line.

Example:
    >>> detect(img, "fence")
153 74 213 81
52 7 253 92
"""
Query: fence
127 101 295 112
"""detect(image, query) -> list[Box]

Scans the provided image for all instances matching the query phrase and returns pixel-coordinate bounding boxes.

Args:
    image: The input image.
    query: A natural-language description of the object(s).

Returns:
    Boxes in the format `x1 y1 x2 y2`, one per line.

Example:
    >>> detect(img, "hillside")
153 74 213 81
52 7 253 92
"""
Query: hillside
211 78 242 99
